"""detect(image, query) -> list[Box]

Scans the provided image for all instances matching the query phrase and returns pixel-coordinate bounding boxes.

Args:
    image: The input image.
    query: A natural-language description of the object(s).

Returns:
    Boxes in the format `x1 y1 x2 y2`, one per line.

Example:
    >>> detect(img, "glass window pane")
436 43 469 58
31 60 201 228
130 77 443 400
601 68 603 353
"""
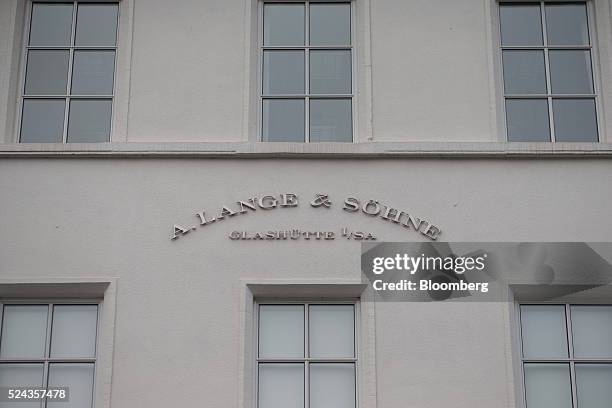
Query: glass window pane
0 306 48 359
310 99 352 143
20 99 66 143
499 5 543 46
258 364 304 408
262 99 305 142
310 50 351 95
71 51 116 95
25 50 69 95
67 99 112 143
553 99 598 142
264 4 304 46
310 364 355 408
571 306 612 358
310 3 351 46
520 305 568 359
502 50 547 95
309 305 354 357
263 51 305 95
575 364 612 408
47 364 94 408
75 4 119 47
51 305 98 358
29 3 73 46
545 4 589 46
524 364 573 408
258 305 304 358
0 364 44 408
549 50 593 94
506 99 550 142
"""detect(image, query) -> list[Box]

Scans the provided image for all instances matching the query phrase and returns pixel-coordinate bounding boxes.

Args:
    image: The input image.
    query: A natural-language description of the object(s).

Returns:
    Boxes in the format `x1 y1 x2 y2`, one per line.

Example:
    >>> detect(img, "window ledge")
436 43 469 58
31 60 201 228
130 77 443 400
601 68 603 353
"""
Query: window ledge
0 142 611 158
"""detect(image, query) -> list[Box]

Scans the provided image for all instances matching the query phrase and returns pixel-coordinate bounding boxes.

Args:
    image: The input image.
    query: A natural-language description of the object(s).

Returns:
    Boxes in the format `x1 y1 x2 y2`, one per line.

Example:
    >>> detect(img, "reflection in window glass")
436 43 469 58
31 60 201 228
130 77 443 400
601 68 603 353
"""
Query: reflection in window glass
29 3 73 46
575 364 612 408
262 99 305 142
71 51 116 95
545 3 589 46
67 99 113 143
520 305 612 408
310 50 352 95
0 306 48 359
0 304 98 408
499 4 543 46
549 50 593 95
500 2 597 142
25 50 70 95
524 364 573 408
257 304 357 408
505 99 550 142
261 1 352 142
20 99 66 143
310 99 352 143
552 99 598 142
310 364 355 408
310 3 351 46
502 50 546 95
571 306 612 358
264 4 305 46
263 51 305 95
20 1 118 143
75 3 119 47
258 364 304 408
520 305 568 359
258 305 304 358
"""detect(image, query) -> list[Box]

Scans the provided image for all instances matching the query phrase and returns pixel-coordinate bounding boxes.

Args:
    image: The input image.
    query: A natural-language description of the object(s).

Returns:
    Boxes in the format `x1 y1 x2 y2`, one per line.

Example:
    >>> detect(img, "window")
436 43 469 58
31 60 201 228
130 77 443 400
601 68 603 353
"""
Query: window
260 1 353 142
0 303 99 408
19 1 119 143
256 303 357 408
519 304 612 408
499 2 599 142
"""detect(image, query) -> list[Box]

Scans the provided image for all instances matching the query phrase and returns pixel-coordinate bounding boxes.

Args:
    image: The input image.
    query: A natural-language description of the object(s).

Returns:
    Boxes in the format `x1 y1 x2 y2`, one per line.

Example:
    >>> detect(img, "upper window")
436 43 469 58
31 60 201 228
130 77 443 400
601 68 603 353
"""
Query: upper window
519 304 612 408
19 1 118 143
499 2 599 142
260 1 353 142
0 303 99 407
256 303 357 408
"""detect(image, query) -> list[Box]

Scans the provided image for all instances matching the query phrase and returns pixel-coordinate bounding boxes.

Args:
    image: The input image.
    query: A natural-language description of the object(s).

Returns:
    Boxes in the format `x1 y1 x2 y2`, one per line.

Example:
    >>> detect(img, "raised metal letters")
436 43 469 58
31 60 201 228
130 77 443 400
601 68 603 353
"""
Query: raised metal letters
171 193 443 241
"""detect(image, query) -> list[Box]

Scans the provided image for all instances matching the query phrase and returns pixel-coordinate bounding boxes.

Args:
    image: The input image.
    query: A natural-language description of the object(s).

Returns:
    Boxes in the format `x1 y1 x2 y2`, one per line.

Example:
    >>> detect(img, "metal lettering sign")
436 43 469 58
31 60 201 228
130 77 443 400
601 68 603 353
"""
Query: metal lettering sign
171 193 442 242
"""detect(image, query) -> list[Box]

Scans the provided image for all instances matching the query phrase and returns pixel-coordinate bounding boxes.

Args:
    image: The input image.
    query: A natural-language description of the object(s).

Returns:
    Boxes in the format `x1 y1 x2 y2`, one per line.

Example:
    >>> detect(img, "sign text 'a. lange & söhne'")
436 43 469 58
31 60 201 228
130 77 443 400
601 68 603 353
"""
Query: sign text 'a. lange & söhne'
170 193 442 242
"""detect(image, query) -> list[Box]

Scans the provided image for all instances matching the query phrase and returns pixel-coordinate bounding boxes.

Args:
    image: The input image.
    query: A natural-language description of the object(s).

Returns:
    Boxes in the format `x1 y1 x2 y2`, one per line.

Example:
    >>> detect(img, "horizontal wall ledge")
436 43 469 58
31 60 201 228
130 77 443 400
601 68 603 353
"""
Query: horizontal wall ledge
1 142 612 158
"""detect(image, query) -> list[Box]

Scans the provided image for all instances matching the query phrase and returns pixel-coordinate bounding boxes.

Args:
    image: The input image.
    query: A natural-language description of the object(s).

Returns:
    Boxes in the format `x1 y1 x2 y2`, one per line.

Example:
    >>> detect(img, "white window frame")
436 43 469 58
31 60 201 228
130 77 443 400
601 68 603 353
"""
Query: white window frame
497 0 603 142
516 302 612 408
0 299 101 407
254 299 360 408
16 0 120 143
257 0 356 143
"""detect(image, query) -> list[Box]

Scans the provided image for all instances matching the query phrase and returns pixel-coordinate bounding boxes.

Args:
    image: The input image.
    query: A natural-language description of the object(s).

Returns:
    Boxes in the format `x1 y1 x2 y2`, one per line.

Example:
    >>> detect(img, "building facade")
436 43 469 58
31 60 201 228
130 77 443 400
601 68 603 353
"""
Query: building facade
0 1 612 407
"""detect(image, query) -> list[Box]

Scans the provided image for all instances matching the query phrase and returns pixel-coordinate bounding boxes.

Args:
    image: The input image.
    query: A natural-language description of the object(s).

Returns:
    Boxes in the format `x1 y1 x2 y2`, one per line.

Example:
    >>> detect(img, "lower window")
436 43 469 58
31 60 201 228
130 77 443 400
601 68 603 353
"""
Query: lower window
519 304 612 408
0 302 99 408
256 302 357 408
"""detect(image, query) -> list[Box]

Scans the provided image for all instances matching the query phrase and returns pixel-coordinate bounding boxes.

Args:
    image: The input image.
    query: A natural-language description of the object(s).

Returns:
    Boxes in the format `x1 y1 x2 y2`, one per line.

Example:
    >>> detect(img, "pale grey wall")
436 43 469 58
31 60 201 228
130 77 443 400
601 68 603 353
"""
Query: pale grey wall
0 158 611 407
127 0 246 142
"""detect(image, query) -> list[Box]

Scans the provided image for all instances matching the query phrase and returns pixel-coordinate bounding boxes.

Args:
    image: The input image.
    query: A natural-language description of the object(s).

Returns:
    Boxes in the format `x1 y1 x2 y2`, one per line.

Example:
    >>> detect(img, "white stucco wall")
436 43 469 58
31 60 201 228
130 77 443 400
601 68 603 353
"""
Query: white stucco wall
0 0 611 406
0 158 610 408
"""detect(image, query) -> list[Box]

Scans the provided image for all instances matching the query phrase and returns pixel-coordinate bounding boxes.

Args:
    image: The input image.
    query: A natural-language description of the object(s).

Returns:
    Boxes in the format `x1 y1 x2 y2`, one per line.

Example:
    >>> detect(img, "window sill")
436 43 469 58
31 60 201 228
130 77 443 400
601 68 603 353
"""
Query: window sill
0 142 611 158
